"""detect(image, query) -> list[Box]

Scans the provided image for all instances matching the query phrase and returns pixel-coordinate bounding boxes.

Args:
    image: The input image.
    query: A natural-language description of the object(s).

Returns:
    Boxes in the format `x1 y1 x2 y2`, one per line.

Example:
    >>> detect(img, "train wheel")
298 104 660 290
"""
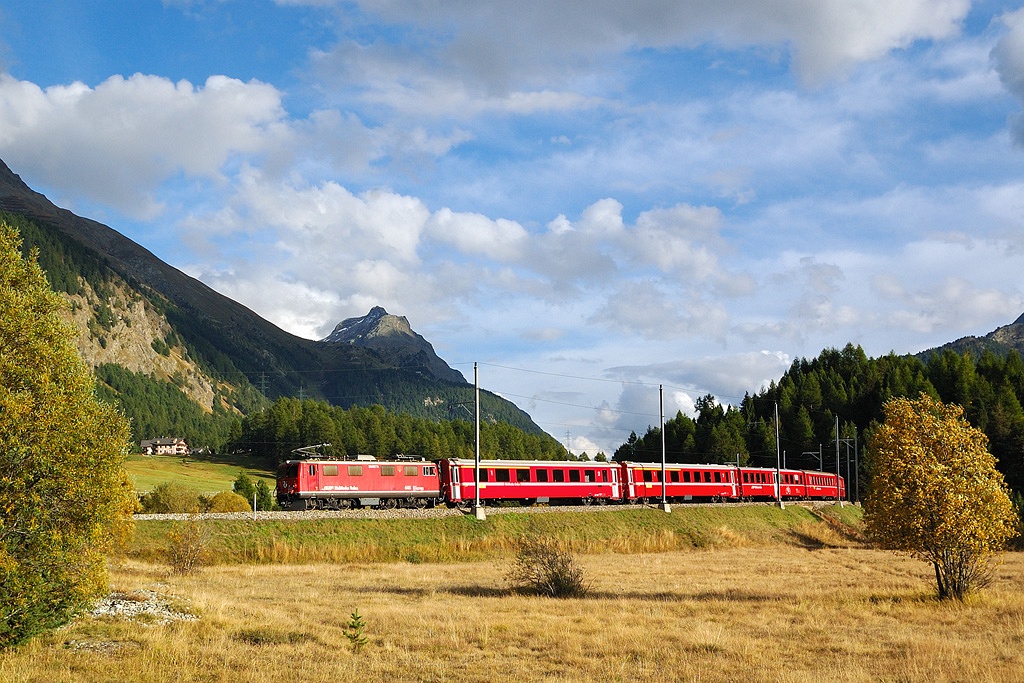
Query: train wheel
582 496 593 506
382 497 398 510
414 497 428 509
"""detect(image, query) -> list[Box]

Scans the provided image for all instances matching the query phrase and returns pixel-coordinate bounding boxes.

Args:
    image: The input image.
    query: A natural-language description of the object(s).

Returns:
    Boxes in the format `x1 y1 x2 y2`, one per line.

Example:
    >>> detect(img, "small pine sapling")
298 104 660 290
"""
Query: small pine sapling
343 609 369 653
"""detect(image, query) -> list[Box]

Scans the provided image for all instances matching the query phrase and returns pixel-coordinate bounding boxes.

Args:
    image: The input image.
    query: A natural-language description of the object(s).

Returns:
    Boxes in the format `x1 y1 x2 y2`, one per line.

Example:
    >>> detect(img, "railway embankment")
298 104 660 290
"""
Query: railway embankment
130 502 863 565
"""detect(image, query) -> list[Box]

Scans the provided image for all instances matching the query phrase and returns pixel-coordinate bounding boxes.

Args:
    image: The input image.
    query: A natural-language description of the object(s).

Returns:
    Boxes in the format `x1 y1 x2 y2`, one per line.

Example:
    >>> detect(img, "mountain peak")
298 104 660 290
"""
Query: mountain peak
321 307 465 384
322 306 413 343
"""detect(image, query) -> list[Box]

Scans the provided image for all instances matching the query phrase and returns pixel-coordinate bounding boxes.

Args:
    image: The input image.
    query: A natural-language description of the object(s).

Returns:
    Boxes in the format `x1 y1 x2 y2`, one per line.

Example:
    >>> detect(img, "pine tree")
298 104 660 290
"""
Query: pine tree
0 221 136 647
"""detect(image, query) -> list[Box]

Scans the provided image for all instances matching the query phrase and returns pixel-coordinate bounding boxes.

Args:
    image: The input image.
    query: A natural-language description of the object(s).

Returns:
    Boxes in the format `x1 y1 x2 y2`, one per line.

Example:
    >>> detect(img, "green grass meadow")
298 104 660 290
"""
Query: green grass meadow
126 452 276 494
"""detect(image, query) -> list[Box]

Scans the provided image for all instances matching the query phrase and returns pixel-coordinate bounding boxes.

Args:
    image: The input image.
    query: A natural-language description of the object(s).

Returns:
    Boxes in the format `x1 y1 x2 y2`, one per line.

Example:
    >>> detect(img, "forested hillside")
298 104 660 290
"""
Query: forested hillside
235 397 567 464
615 343 1024 496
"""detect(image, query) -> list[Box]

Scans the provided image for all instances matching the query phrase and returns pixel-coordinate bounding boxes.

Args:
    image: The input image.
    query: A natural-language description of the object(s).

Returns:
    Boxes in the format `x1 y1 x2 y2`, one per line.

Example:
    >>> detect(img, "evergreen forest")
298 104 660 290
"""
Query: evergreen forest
234 397 568 464
613 343 1024 497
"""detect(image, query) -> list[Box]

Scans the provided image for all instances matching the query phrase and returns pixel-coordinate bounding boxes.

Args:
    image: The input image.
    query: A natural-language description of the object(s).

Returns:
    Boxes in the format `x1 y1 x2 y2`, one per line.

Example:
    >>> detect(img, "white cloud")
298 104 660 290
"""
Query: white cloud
306 0 971 120
0 73 287 218
425 209 528 261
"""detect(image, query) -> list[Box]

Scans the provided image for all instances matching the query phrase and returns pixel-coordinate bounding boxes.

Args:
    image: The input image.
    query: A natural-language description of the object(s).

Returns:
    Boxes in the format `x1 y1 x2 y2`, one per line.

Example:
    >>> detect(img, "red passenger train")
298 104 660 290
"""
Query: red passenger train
277 456 845 510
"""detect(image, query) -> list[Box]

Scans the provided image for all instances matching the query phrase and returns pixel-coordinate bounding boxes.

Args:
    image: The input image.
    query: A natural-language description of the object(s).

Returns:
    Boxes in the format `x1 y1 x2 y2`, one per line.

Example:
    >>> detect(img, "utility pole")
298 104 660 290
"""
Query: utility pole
659 384 670 513
854 432 859 503
835 415 843 508
838 435 857 503
473 362 485 520
774 402 783 508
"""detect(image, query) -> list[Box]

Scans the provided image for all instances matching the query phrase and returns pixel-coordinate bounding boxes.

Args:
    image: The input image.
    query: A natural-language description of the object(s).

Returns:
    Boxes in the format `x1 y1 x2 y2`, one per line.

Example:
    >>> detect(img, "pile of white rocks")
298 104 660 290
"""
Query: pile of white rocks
87 589 198 626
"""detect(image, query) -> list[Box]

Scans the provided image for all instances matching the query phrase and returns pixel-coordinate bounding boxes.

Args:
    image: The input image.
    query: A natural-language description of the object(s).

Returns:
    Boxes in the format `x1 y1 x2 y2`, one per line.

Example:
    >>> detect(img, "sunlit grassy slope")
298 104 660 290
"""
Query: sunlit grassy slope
129 504 862 564
125 452 275 494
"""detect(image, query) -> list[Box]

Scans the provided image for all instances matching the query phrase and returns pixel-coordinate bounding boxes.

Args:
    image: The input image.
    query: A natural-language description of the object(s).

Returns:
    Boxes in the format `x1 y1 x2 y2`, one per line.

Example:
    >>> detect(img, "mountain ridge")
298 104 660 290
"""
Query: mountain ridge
915 313 1024 362
0 157 543 441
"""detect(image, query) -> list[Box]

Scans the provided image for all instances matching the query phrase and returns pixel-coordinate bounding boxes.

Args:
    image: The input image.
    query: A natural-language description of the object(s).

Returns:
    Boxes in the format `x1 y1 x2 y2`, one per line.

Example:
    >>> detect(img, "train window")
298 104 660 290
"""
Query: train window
669 471 679 483
584 470 595 482
347 465 363 476
381 466 395 476
683 471 691 483
405 466 419 476
714 472 721 483
423 466 436 477
496 469 511 483
309 465 316 477
537 470 549 483
742 472 749 483
517 469 530 483
480 469 490 482
323 465 339 477
569 470 581 483
553 470 565 482
642 470 653 483
704 472 712 483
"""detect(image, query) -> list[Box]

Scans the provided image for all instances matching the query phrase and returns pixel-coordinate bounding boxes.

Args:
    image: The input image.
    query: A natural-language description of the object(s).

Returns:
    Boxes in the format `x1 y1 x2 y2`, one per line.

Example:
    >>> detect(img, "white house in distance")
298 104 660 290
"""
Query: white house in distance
140 437 190 456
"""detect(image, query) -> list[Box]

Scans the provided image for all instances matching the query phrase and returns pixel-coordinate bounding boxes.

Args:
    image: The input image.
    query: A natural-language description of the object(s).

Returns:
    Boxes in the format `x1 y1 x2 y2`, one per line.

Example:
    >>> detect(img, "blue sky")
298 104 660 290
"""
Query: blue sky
3 0 1024 456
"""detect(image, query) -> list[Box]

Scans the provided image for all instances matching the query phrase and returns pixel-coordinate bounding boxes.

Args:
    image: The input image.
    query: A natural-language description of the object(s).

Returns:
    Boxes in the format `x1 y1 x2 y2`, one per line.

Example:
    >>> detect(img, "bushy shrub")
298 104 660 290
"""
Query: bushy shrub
166 518 208 575
204 491 252 513
140 482 202 513
505 536 590 598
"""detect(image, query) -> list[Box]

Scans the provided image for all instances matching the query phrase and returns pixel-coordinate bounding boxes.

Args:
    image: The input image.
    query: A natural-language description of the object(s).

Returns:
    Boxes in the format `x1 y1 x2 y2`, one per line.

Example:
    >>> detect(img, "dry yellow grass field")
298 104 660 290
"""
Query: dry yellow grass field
2 546 1023 683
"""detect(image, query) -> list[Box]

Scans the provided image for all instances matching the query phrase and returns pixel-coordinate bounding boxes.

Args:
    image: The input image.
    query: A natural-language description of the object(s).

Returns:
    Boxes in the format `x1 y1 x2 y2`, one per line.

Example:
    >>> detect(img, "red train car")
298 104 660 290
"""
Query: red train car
276 457 440 510
439 458 621 506
802 470 845 500
738 467 846 501
619 462 738 503
737 467 778 500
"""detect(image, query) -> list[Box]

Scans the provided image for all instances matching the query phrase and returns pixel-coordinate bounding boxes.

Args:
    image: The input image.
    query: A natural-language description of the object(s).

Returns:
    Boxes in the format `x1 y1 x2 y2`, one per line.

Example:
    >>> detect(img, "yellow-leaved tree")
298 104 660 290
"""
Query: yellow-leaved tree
0 221 136 647
864 393 1017 601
